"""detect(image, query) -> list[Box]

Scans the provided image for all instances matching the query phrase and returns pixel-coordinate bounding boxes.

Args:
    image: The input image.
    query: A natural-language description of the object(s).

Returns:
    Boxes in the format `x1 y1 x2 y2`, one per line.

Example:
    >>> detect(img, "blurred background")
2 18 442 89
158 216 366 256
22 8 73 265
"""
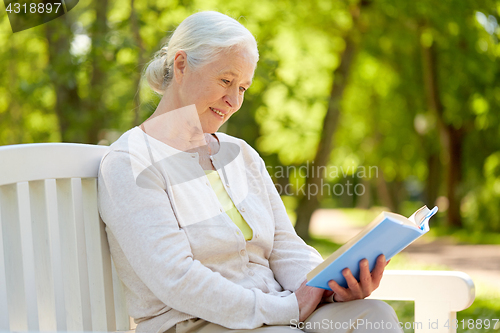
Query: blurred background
1 0 499 329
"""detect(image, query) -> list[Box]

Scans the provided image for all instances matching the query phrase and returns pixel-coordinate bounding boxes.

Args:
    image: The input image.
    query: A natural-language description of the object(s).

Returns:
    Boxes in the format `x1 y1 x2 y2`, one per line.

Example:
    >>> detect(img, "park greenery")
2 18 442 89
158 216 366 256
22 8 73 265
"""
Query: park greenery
1 0 500 241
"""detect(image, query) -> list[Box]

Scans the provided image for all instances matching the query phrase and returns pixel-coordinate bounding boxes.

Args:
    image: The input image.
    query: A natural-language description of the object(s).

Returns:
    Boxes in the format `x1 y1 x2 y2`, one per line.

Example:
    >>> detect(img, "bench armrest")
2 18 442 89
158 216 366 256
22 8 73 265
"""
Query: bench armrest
368 270 475 333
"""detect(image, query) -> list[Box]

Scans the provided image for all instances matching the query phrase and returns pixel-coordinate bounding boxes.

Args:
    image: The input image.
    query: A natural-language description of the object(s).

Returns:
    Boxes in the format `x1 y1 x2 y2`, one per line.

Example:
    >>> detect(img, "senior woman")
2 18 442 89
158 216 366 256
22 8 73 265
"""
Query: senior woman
97 11 403 333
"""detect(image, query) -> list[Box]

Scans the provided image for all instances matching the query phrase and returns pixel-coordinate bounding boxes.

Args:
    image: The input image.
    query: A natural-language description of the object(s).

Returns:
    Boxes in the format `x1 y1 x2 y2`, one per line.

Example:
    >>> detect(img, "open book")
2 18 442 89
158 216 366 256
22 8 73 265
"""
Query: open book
306 205 439 290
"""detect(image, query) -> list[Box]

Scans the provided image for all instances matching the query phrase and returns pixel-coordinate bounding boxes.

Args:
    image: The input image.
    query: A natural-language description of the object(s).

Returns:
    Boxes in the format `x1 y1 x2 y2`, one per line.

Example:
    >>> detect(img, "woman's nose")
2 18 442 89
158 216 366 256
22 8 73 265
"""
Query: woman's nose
223 88 239 110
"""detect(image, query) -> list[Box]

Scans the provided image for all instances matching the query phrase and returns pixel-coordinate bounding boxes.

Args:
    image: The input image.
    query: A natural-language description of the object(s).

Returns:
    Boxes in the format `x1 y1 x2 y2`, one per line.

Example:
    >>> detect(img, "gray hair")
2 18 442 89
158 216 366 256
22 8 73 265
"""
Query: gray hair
145 11 259 95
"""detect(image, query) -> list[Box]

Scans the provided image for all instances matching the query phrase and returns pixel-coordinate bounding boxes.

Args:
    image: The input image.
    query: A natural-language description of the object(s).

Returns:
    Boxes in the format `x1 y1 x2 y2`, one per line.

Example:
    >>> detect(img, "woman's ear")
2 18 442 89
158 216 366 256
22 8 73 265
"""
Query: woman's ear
173 50 188 83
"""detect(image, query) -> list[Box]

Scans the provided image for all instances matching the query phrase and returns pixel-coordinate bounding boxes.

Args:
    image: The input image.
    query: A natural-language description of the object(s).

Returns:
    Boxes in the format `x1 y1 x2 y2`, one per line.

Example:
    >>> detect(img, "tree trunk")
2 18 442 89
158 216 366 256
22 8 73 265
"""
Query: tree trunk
421 36 464 227
6 44 23 143
375 169 397 212
294 9 360 241
45 16 82 143
355 178 371 209
131 0 146 127
446 127 463 227
425 152 440 206
87 0 110 144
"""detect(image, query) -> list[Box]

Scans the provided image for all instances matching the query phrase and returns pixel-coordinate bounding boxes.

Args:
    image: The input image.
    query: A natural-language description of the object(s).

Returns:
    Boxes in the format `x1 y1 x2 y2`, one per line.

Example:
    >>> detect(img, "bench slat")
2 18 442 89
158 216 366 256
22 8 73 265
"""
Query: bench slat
0 187 10 331
83 178 117 331
17 182 39 331
45 179 67 331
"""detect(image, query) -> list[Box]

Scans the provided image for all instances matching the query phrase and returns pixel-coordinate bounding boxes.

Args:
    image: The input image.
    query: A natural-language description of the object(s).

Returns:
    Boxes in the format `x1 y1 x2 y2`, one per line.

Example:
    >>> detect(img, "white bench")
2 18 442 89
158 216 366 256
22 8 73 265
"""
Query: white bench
0 143 475 333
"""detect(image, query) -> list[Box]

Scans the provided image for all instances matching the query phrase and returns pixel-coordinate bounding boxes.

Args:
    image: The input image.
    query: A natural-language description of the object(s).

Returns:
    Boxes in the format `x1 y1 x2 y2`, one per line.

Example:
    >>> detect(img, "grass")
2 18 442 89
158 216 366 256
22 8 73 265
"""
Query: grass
428 225 500 245
307 235 500 333
333 207 386 227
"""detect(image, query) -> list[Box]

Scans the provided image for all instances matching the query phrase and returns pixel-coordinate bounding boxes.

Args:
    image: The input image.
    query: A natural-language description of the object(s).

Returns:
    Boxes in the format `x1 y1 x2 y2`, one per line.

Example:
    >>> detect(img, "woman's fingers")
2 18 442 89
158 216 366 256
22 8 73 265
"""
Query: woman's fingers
370 254 386 289
342 268 363 299
323 289 334 298
327 279 349 301
327 255 388 302
358 258 373 297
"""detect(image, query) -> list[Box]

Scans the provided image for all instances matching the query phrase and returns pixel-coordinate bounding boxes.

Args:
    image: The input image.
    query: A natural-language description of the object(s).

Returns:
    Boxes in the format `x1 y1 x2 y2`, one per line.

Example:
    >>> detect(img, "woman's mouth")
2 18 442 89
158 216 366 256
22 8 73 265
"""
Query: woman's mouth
210 107 224 118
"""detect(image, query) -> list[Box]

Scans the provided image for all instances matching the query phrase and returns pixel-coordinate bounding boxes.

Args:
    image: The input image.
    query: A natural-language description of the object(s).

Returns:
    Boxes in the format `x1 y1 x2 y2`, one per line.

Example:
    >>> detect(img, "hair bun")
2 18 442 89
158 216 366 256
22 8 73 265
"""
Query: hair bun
160 46 168 57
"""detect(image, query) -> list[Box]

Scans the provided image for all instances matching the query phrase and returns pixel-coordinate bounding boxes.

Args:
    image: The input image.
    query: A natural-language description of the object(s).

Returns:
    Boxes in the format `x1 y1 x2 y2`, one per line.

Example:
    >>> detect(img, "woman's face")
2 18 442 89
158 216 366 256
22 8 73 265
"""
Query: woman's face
176 47 256 133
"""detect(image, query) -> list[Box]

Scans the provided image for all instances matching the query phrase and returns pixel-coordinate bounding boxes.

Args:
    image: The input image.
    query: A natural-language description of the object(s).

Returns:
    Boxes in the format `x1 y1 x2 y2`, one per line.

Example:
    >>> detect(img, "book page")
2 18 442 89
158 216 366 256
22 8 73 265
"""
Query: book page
408 205 438 231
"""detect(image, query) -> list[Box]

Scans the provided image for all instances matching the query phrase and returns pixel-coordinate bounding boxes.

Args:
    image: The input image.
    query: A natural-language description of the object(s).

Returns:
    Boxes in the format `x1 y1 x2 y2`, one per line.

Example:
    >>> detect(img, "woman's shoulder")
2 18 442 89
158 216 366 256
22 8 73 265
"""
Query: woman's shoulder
100 127 159 170
107 126 144 151
98 127 168 187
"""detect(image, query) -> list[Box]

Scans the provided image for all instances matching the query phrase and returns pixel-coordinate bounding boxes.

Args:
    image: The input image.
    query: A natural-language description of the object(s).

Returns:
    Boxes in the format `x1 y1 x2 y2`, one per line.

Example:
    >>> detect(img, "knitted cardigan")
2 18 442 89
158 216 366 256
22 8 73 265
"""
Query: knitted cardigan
97 126 324 333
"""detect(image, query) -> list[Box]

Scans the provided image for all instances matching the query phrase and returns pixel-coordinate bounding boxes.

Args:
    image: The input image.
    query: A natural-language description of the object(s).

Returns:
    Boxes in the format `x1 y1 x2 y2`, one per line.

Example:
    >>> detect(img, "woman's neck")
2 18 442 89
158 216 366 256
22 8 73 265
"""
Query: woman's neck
141 94 210 152
140 98 221 157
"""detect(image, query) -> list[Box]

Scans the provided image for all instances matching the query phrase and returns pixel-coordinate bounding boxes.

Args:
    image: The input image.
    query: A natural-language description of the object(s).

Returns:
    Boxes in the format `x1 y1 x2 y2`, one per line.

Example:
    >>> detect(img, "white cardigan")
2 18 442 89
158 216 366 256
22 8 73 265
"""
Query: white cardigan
97 126 324 333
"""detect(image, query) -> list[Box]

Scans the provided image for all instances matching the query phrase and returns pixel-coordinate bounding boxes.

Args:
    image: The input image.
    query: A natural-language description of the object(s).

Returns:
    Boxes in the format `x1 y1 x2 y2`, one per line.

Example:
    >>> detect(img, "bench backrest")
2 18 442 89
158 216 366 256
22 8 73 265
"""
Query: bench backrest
0 143 131 332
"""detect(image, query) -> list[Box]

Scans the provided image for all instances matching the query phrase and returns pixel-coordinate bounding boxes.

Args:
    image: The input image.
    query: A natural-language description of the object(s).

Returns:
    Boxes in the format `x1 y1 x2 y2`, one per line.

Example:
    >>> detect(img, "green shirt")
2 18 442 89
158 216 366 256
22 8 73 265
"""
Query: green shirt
204 169 253 240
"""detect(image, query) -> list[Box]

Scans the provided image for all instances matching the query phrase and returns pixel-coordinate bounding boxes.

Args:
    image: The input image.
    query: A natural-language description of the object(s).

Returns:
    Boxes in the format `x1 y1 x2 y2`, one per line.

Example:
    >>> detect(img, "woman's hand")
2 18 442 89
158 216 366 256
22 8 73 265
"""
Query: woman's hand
295 254 389 321
328 254 390 302
295 279 325 322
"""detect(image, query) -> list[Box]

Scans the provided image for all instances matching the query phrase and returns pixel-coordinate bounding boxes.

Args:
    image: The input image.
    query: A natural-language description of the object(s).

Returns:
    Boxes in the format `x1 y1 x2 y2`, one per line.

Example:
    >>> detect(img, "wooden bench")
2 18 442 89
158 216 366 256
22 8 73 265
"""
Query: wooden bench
0 143 475 333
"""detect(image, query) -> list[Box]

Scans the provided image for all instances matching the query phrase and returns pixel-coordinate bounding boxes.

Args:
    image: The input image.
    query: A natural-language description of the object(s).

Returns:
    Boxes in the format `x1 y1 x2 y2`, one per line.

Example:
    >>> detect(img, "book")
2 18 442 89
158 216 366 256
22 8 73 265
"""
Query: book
306 205 439 290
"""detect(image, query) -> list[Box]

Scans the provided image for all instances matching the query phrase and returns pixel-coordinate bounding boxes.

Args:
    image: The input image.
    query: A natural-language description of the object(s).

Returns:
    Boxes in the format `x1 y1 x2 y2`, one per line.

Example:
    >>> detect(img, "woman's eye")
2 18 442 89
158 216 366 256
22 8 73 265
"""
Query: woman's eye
239 86 246 92
222 79 230 84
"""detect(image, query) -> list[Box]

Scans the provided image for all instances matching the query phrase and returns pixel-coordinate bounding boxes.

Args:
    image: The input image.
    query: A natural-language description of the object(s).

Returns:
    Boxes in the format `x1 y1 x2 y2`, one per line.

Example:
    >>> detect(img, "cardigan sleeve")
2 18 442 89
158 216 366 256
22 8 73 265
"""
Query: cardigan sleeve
97 150 299 329
248 146 324 292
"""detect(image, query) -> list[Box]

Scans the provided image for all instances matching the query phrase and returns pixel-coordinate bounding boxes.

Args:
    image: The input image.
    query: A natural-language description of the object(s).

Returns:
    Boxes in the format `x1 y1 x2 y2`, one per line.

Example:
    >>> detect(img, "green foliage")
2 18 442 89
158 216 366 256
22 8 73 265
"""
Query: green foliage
462 151 500 232
1 0 500 231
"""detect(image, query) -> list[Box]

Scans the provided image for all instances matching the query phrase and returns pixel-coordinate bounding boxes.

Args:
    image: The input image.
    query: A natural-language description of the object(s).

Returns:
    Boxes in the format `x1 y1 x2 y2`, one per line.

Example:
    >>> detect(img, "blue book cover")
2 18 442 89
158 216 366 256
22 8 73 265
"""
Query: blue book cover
306 205 439 290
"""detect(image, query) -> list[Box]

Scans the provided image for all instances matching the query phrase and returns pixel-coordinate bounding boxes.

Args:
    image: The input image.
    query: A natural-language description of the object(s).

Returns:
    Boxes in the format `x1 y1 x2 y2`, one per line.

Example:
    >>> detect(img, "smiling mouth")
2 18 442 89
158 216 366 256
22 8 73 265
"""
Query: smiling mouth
210 107 224 118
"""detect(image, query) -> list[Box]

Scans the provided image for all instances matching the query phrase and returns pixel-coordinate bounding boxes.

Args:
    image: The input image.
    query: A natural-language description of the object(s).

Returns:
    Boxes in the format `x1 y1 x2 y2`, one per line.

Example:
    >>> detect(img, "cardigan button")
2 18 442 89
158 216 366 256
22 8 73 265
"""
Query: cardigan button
191 154 196 158
240 249 246 256
240 207 245 212
248 270 255 276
